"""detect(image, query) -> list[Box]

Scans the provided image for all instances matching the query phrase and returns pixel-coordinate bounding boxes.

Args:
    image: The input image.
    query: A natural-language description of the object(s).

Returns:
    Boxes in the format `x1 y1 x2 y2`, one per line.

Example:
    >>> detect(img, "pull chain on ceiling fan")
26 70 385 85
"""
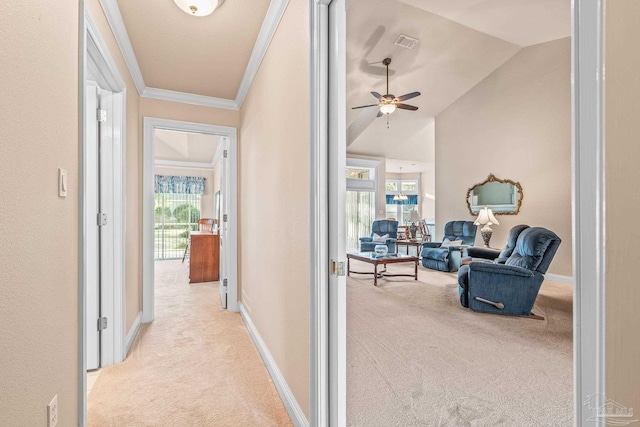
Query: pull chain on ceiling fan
352 58 421 127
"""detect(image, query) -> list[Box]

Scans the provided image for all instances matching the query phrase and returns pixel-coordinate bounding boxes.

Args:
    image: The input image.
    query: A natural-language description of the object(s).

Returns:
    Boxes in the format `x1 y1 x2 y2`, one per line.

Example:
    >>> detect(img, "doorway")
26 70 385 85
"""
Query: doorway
142 118 239 319
309 0 607 425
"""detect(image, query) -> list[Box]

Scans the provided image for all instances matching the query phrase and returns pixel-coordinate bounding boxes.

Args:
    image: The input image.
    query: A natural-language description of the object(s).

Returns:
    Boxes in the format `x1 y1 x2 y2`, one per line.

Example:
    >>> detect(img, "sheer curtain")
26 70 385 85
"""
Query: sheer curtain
346 191 375 252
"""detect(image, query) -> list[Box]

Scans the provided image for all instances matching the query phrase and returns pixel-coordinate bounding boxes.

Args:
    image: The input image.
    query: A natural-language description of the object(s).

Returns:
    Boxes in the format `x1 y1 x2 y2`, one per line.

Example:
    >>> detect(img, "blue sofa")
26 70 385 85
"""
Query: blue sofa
457 227 561 317
420 221 477 272
359 220 398 253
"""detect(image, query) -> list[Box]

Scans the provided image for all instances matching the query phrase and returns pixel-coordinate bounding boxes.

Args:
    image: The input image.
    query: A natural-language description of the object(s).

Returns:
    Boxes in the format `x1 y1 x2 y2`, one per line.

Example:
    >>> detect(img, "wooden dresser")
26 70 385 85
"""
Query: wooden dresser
189 232 220 283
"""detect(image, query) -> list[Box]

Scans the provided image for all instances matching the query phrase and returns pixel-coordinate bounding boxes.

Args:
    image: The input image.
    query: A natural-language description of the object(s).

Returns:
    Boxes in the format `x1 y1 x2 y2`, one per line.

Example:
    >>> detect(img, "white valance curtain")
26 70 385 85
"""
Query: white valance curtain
154 175 205 194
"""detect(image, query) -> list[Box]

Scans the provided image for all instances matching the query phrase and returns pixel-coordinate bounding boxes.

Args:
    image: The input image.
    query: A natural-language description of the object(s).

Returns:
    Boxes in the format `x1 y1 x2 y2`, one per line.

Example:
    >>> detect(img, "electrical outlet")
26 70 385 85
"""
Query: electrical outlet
47 395 58 427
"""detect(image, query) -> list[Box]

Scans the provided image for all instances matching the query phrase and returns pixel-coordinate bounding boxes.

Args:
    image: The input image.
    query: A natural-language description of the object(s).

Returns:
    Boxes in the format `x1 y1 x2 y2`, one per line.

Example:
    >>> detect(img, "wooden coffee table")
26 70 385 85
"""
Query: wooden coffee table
347 252 419 286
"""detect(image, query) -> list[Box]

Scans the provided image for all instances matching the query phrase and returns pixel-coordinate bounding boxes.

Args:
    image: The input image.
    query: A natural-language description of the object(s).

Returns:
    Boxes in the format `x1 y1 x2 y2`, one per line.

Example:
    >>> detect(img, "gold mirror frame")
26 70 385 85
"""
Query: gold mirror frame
466 174 523 216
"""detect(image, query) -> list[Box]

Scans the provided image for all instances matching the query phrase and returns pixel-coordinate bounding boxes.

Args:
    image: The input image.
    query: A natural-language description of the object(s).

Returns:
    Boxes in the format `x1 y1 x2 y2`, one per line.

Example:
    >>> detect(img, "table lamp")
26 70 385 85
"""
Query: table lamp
409 210 420 239
474 207 499 248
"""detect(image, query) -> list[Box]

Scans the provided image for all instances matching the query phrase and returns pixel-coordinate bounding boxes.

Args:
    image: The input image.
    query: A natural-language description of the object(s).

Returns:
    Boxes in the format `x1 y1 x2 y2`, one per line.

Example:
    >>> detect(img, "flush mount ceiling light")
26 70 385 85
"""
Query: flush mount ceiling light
173 0 225 17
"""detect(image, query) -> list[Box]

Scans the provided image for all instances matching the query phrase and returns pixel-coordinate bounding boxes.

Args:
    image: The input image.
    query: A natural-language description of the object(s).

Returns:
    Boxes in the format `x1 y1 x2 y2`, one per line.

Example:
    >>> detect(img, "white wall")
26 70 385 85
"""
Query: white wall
435 38 572 276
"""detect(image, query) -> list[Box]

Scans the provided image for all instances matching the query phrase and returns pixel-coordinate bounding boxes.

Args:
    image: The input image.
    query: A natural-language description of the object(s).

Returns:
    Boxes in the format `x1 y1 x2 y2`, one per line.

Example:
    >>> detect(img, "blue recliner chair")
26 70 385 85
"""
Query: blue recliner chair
359 220 398 253
421 221 477 272
457 227 561 318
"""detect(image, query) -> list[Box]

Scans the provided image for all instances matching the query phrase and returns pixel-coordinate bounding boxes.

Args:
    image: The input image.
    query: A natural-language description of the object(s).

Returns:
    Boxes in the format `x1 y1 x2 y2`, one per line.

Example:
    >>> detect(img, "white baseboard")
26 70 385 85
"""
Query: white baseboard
125 312 143 356
546 274 575 285
239 302 309 427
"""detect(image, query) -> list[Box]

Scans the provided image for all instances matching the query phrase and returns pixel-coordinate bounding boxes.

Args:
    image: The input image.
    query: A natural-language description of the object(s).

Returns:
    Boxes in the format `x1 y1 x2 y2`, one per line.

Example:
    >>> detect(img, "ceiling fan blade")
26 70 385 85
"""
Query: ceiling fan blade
396 91 421 102
352 104 378 110
376 111 383 118
371 91 382 100
396 103 419 111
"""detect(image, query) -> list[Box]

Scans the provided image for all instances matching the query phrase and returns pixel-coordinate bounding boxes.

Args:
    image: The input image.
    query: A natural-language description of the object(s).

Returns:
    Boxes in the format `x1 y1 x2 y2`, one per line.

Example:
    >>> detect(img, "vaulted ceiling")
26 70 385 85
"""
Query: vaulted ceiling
346 0 570 167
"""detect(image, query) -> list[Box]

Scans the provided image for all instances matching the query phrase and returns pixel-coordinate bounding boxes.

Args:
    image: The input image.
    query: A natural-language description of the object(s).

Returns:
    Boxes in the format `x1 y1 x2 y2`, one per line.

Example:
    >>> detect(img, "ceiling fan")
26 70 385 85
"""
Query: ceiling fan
352 57 421 118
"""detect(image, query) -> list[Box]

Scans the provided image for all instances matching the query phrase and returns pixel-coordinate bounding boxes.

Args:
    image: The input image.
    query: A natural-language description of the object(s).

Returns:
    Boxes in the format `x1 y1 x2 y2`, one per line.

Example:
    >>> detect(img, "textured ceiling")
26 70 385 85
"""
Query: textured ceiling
155 129 221 164
117 0 270 99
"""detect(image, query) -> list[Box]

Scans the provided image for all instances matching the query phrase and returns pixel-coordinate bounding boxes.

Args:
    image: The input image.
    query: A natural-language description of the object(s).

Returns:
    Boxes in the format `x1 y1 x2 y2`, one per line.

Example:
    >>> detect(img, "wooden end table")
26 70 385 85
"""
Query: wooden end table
395 240 422 256
347 252 419 286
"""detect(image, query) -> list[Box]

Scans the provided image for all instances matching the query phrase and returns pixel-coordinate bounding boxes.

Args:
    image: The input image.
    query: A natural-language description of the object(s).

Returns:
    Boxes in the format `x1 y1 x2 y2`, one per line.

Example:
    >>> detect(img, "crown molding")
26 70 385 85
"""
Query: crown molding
142 87 239 110
234 0 290 108
98 0 146 95
96 0 288 109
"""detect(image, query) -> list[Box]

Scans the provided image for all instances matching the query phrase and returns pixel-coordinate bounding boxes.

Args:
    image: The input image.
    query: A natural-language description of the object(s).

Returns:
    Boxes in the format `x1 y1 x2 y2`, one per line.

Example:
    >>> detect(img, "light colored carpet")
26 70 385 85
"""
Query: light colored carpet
347 259 573 427
88 260 293 427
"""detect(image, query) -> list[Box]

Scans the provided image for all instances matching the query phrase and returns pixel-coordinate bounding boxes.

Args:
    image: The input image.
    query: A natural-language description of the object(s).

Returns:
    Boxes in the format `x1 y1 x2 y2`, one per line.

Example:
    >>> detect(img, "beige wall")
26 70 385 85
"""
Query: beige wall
0 1 79 425
154 166 216 218
238 0 310 419
435 38 572 276
605 0 640 417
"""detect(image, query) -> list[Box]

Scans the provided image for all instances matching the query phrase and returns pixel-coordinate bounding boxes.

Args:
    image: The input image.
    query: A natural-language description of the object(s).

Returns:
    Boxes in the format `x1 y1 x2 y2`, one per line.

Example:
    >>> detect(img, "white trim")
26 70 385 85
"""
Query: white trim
142 87 239 110
239 303 309 427
573 0 607 424
97 0 145 94
545 274 575 285
125 312 143 355
155 160 215 169
143 118 239 323
235 0 290 108
309 1 330 425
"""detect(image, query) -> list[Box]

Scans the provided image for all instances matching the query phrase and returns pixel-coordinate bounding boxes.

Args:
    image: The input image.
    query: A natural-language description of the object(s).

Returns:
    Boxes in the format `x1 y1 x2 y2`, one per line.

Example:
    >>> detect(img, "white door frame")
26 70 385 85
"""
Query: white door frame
142 117 239 323
309 0 606 425
79 2 128 425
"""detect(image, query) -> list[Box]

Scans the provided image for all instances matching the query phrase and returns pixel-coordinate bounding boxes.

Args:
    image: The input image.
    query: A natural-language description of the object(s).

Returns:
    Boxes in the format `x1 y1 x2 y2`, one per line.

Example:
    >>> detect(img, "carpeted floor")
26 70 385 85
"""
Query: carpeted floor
87 260 293 427
346 259 573 427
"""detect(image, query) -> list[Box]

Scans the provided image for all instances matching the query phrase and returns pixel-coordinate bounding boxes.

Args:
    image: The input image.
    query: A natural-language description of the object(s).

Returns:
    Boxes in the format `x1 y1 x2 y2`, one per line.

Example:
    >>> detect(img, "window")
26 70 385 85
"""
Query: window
386 179 419 225
154 193 202 260
346 191 376 252
346 168 372 180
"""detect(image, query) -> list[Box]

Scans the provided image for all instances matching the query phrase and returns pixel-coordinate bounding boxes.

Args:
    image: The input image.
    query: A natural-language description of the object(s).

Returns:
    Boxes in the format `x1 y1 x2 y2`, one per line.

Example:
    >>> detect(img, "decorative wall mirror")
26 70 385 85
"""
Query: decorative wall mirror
466 174 523 215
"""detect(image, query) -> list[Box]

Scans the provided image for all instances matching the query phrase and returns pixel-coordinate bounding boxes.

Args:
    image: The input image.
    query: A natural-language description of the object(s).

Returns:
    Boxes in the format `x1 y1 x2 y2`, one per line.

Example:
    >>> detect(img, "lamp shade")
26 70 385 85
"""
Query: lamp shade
173 0 224 16
410 210 420 223
474 207 499 226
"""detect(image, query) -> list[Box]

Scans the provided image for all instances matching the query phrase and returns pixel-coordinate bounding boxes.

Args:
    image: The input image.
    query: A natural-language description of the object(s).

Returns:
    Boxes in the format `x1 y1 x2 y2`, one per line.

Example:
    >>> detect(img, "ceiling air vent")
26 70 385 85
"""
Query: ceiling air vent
394 34 419 50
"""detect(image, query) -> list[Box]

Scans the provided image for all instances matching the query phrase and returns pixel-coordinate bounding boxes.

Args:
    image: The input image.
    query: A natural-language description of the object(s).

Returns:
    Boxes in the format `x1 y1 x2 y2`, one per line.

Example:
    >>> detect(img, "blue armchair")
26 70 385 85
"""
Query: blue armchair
457 227 561 318
421 221 477 272
359 220 398 253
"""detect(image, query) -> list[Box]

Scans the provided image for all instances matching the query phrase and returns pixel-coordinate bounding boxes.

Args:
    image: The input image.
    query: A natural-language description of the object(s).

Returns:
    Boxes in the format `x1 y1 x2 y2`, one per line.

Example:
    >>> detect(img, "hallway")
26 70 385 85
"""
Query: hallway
88 260 293 426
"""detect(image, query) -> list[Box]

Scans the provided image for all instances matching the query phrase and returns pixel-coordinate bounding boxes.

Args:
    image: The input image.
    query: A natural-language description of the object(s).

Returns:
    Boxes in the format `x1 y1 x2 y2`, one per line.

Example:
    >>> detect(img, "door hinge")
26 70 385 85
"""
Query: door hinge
223 278 228 288
223 214 228 223
97 317 108 331
97 108 107 122
223 150 228 158
331 259 346 277
97 213 108 227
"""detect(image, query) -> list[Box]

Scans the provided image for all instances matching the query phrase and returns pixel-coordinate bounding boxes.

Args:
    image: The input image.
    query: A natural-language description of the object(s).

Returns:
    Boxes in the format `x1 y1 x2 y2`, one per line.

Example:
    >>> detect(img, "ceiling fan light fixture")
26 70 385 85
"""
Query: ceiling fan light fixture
380 103 396 115
173 0 224 17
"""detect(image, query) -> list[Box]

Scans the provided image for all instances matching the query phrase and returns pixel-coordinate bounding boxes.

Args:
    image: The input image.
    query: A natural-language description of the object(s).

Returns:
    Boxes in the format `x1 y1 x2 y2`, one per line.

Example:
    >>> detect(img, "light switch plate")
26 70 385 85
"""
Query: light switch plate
58 168 67 198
